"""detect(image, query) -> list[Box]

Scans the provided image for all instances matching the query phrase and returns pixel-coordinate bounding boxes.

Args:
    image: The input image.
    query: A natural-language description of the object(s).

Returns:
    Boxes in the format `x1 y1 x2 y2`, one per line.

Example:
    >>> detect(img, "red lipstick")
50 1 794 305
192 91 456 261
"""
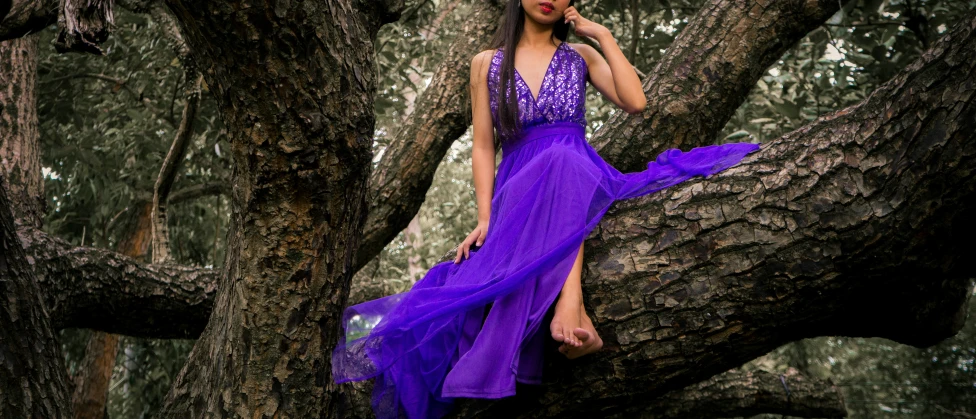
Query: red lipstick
540 2 554 13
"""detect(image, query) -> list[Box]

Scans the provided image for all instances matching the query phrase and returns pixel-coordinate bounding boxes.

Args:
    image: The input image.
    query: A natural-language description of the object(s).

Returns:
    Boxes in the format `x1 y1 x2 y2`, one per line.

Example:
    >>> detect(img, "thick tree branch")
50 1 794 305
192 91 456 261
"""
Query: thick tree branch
20 224 218 338
616 368 846 418
591 0 852 173
152 0 404 416
355 0 504 271
0 0 57 41
336 367 846 418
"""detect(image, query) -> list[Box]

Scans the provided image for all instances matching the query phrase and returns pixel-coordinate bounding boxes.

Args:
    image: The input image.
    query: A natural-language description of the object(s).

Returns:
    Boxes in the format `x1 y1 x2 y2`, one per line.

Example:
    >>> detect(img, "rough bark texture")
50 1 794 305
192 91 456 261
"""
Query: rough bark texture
21 225 218 338
0 0 58 41
150 0 403 417
442 11 976 417
53 0 114 54
355 0 505 271
0 32 71 419
591 0 851 172
336 366 846 419
0 34 44 228
613 368 846 418
0 173 71 417
1 0 973 417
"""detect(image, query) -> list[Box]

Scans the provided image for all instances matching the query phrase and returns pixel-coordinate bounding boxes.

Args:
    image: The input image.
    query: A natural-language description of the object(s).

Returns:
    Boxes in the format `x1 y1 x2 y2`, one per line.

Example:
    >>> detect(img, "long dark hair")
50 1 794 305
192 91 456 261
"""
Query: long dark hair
487 0 576 144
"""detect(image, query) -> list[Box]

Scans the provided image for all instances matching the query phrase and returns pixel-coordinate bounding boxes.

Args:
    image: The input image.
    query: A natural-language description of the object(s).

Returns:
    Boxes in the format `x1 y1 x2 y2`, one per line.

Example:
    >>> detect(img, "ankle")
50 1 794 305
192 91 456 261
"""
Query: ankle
556 293 581 307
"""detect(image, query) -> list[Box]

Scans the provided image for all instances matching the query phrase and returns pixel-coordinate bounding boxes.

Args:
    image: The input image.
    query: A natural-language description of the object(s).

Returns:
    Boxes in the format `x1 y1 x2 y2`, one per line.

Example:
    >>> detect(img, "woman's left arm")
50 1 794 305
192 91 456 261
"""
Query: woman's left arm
564 7 646 115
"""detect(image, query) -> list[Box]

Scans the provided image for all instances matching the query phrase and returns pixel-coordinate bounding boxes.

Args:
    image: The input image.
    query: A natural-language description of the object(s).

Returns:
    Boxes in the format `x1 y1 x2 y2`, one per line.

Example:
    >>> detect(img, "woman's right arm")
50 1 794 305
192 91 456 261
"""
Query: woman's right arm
455 50 497 264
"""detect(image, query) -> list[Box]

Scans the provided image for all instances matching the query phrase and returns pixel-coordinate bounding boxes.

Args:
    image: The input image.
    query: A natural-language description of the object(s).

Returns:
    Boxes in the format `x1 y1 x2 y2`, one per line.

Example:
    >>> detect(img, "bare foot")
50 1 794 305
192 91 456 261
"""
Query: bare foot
558 308 603 359
550 294 583 349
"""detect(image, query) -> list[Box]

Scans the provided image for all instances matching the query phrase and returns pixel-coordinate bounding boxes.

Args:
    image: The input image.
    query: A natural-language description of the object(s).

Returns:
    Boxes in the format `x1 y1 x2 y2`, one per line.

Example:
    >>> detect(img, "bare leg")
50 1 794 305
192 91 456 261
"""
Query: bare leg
550 242 603 358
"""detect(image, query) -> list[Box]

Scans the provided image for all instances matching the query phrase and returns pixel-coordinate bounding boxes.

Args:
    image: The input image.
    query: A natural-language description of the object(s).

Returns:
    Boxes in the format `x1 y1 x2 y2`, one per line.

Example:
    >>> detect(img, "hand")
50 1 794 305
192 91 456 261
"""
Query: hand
563 6 609 40
454 219 490 264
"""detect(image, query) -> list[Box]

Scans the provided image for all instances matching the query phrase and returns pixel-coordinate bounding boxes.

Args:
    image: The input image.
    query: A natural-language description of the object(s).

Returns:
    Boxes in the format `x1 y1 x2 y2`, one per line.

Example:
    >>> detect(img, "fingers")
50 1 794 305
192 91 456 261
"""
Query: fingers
454 231 478 264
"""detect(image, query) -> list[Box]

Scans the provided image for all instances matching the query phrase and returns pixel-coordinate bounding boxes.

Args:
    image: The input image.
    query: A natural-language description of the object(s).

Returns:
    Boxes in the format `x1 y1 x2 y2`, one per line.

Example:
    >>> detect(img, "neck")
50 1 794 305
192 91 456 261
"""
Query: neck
519 15 559 49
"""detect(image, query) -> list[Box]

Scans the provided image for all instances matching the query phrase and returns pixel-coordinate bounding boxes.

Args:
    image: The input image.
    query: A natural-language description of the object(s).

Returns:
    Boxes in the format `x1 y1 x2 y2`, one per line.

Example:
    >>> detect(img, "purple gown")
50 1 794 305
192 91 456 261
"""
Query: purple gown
332 41 760 418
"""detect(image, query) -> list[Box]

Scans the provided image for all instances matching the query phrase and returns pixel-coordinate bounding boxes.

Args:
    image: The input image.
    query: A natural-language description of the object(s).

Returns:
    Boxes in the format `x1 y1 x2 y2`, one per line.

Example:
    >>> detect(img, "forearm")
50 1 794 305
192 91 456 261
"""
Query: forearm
472 144 496 223
593 30 645 112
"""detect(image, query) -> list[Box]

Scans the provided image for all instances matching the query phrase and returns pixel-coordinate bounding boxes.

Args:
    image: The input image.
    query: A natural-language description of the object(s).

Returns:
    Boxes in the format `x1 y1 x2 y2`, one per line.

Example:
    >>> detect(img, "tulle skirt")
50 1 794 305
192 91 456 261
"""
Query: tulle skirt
332 121 760 418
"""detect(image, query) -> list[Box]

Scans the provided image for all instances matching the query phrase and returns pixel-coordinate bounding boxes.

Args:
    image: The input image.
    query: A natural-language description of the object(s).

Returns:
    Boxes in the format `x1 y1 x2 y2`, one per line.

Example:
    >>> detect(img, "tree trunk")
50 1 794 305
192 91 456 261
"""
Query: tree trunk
0 31 71 419
0 33 43 228
151 0 403 416
0 172 71 417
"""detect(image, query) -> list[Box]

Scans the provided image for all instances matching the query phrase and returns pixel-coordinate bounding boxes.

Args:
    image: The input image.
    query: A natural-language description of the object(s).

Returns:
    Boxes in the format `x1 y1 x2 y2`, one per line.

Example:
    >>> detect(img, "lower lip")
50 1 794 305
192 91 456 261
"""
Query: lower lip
541 5 553 13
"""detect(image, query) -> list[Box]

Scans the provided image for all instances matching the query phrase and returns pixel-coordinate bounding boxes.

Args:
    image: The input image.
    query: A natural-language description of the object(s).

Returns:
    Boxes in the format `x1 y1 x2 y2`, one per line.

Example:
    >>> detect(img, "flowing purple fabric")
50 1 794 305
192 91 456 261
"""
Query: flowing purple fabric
332 42 760 418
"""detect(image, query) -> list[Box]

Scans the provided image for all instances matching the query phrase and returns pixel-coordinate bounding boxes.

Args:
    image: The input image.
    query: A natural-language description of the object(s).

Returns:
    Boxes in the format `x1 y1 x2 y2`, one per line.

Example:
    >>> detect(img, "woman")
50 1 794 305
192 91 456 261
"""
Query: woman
332 1 760 418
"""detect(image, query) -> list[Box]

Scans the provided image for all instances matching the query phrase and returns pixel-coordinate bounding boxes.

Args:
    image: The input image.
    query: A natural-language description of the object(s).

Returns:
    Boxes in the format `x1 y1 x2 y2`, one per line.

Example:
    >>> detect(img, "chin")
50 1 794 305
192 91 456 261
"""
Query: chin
526 12 563 26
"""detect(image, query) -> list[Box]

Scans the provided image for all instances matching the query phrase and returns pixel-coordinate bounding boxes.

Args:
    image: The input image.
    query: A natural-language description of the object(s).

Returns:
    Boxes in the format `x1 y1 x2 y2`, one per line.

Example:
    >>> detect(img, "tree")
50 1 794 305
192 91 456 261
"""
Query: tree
1 0 975 418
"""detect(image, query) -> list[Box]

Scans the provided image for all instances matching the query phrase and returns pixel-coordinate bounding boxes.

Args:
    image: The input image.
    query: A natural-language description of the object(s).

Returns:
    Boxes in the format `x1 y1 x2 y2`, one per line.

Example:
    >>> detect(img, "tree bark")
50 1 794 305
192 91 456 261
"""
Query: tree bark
0 31 72 419
590 0 854 172
0 34 43 228
617 368 846 418
2 0 974 417
0 172 71 417
0 0 58 41
70 201 156 419
151 74 202 264
21 224 218 338
337 366 847 419
354 0 850 272
70 332 119 419
443 10 976 417
53 0 114 54
356 0 505 270
149 0 402 417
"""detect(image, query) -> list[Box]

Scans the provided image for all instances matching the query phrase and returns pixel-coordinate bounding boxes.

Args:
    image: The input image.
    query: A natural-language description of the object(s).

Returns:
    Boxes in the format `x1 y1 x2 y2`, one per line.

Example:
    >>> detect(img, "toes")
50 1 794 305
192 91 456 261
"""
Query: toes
551 323 565 341
573 327 590 342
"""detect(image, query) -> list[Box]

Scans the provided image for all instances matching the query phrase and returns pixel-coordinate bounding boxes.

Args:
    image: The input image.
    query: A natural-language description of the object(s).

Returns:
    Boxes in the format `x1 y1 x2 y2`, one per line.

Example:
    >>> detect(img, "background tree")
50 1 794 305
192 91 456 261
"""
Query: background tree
2 0 976 418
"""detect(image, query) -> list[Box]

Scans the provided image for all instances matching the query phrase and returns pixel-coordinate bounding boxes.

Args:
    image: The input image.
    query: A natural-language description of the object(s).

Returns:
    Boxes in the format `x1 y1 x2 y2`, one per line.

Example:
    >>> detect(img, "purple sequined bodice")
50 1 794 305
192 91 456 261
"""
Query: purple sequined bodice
488 42 588 138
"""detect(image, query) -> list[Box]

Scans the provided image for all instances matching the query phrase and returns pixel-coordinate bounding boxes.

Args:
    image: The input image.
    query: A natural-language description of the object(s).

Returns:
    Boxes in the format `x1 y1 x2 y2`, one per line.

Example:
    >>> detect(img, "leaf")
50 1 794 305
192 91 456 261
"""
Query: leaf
725 130 751 141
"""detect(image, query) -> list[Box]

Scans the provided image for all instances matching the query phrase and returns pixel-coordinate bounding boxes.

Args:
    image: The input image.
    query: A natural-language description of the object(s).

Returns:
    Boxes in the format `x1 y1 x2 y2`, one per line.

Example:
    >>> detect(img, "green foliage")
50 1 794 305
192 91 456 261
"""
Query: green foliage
37 8 228 415
35 0 976 416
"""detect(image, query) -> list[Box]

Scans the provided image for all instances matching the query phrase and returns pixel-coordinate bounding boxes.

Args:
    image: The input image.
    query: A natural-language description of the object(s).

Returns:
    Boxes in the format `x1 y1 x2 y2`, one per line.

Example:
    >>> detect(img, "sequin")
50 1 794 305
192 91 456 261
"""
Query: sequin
487 42 588 141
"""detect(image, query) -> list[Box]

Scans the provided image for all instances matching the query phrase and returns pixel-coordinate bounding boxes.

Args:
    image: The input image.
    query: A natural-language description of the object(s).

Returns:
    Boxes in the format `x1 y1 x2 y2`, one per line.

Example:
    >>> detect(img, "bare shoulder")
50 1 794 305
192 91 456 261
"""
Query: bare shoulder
470 49 497 81
566 42 598 66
